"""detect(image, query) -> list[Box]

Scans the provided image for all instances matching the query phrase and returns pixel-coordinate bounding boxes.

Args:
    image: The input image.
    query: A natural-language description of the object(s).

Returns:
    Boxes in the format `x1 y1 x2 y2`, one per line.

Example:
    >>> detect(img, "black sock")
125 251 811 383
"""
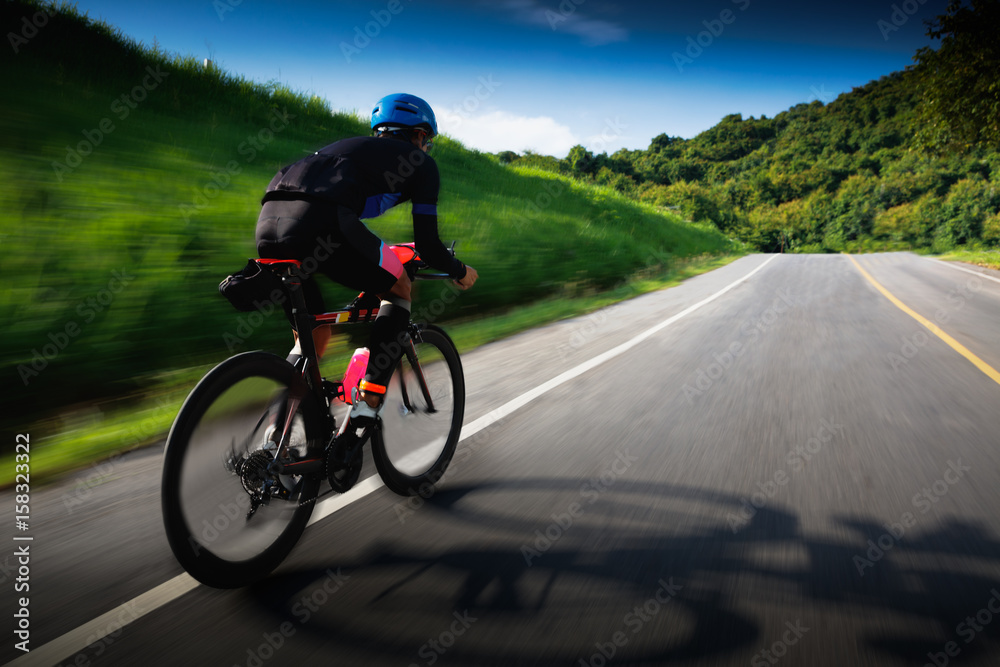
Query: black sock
365 299 410 388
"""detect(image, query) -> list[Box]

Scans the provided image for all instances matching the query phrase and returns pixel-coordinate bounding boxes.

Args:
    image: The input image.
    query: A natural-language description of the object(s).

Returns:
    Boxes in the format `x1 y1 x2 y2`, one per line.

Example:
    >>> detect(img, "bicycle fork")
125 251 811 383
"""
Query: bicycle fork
400 328 436 415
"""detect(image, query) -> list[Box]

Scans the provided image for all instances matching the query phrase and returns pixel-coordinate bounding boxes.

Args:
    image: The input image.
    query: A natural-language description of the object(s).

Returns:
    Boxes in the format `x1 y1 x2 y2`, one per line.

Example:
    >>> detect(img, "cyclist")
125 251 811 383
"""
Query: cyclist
255 93 478 422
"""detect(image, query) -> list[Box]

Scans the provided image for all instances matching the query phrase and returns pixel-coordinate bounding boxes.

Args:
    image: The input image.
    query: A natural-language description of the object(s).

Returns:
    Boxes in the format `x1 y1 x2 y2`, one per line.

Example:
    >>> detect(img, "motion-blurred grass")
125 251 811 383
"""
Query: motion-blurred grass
0 1 738 482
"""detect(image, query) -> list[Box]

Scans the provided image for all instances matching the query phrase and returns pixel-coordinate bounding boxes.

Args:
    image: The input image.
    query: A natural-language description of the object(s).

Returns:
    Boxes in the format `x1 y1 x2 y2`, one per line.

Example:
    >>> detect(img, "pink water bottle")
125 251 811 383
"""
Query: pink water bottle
341 348 369 404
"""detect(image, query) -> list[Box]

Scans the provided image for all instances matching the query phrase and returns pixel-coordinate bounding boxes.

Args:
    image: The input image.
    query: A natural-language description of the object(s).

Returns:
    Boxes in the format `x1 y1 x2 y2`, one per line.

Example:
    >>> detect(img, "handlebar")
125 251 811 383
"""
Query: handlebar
392 240 459 281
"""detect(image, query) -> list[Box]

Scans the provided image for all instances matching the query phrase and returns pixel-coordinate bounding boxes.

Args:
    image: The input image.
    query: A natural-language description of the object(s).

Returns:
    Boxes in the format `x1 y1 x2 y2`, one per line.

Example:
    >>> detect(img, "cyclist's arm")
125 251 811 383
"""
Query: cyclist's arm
410 158 466 279
413 204 467 279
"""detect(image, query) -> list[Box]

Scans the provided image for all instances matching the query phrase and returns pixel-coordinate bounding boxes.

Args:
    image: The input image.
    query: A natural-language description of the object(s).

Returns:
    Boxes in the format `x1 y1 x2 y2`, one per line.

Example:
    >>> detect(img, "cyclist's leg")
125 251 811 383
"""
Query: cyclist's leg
256 199 339 359
360 293 409 407
289 324 332 359
324 206 410 410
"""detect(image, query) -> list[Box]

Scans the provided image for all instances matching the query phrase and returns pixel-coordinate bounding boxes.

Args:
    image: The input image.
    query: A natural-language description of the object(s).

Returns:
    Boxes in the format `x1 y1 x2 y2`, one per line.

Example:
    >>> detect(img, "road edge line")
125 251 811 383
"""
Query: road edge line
926 256 1000 285
457 254 781 441
848 254 1000 387
5 575 199 667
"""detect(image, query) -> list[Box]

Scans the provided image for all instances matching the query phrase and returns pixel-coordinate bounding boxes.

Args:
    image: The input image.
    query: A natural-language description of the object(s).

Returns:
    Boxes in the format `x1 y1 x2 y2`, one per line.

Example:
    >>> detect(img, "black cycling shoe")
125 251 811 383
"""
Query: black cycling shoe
348 387 384 426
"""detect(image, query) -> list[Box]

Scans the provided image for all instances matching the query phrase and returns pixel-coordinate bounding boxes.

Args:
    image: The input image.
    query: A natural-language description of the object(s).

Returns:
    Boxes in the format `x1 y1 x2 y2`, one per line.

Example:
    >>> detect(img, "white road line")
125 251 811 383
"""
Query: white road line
308 473 384 525
456 254 780 439
928 257 1000 285
11 253 778 667
6 575 199 667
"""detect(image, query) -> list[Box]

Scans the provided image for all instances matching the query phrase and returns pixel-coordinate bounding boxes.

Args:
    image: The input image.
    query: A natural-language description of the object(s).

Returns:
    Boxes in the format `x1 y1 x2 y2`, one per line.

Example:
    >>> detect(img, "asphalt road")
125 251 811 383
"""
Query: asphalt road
4 252 1000 667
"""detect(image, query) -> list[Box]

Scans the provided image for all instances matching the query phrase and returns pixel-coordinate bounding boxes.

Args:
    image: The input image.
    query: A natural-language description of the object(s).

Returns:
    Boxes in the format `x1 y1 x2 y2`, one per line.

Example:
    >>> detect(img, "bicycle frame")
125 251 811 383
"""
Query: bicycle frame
253 255 454 481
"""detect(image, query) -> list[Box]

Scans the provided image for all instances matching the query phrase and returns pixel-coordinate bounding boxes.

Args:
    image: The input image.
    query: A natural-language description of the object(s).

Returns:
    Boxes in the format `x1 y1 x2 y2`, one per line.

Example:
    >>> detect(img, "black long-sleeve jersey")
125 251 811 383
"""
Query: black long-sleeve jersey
262 135 466 279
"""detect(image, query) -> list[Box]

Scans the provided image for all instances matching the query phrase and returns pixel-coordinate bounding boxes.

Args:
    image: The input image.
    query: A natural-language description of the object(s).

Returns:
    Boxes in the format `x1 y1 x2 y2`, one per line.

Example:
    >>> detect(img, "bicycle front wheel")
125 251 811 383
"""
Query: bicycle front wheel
161 352 324 588
372 324 465 495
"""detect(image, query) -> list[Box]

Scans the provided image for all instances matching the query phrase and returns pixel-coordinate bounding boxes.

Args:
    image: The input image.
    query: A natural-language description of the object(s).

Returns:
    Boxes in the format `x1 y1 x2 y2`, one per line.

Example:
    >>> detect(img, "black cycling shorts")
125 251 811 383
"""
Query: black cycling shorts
255 198 402 320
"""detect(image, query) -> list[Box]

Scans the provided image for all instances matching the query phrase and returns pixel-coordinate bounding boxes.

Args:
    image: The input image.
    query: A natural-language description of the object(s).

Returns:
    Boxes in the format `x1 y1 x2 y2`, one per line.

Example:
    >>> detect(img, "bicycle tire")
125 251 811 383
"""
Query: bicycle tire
161 351 324 588
372 324 465 496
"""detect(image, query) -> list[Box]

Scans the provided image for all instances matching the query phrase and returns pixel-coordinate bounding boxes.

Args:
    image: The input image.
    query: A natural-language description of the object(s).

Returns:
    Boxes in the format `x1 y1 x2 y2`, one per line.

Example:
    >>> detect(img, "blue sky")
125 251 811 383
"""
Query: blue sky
69 0 950 156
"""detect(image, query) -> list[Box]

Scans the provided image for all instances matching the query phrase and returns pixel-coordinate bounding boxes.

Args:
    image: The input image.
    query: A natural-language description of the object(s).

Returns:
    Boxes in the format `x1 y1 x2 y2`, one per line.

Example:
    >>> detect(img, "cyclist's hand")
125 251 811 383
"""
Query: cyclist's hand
455 265 478 290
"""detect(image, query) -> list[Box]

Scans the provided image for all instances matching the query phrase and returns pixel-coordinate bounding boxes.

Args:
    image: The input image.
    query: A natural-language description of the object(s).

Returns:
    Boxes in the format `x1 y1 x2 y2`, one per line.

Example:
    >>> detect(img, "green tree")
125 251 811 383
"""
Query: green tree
659 181 724 229
873 202 926 246
596 167 637 196
567 145 597 175
832 174 879 240
942 176 997 243
982 210 1000 245
497 151 519 165
914 0 1000 150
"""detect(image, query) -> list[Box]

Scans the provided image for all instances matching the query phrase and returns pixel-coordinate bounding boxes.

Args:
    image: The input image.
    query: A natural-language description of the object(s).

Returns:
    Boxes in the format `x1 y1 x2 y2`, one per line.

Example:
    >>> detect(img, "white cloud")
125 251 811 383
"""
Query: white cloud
440 109 580 157
497 0 628 46
566 18 629 47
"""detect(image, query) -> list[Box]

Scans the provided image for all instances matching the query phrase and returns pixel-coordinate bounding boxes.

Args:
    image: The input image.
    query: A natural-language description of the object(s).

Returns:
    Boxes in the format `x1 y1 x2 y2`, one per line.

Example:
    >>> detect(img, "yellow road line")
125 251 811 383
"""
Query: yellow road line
848 255 1000 387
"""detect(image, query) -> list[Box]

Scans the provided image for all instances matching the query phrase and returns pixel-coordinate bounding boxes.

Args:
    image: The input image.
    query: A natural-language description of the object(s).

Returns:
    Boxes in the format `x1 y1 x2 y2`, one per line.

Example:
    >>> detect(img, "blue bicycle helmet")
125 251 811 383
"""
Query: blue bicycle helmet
371 93 437 137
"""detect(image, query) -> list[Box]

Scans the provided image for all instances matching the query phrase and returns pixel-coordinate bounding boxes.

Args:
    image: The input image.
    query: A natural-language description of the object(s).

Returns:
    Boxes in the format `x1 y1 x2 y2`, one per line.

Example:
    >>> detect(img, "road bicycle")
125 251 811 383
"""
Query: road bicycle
161 243 465 588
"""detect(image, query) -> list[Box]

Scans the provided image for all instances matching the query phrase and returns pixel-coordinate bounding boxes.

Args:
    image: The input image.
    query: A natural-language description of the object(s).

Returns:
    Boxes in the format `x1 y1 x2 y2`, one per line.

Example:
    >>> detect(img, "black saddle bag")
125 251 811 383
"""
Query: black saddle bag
218 259 284 312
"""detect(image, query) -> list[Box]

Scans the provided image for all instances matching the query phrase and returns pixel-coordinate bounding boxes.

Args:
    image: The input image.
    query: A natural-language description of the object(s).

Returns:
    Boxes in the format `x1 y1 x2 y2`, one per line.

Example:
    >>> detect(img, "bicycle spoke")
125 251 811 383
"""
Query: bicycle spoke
161 352 322 588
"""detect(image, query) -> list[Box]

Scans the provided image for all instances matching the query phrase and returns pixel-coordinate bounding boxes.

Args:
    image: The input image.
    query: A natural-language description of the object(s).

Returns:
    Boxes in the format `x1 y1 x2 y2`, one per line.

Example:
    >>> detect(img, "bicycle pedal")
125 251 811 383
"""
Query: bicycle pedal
322 379 346 402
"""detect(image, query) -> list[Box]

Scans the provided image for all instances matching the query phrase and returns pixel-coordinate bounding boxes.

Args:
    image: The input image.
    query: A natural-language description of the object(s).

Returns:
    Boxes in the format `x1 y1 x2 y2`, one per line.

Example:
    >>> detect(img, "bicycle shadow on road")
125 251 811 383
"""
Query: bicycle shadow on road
243 478 1000 666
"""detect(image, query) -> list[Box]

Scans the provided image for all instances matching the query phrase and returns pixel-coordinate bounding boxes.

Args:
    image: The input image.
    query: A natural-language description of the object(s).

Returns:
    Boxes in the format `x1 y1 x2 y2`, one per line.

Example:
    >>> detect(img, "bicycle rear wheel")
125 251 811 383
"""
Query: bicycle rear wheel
372 324 465 495
161 352 324 588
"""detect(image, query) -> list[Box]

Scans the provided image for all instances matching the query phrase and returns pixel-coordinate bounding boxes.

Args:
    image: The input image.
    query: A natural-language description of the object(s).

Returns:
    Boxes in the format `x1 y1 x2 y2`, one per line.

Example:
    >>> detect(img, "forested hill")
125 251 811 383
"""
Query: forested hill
507 63 999 254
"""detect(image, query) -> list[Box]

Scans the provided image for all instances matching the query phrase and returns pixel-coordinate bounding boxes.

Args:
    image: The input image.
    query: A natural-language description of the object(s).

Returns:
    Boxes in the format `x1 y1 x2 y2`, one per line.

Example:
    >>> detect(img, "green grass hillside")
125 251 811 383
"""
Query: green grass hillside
0 1 735 479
